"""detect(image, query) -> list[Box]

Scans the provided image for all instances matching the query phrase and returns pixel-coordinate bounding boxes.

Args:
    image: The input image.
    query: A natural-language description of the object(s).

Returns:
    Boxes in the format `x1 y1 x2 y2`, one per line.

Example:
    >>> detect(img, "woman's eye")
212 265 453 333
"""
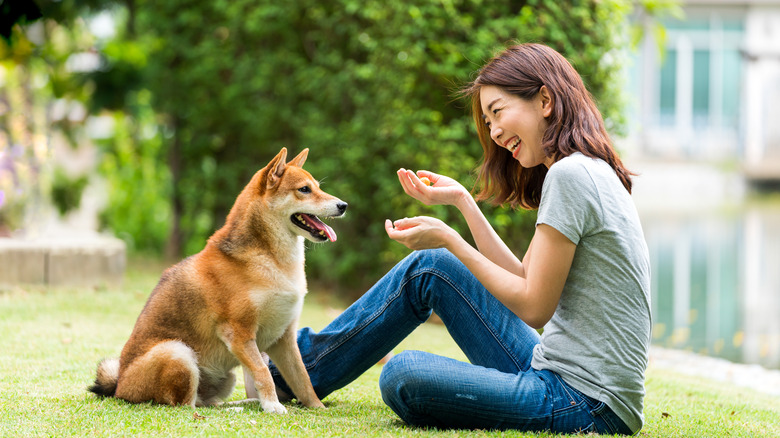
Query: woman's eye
298 186 311 193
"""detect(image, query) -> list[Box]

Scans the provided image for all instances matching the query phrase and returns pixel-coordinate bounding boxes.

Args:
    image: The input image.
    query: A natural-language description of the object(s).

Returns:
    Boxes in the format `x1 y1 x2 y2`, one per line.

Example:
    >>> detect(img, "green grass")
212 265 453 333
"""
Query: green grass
1 259 778 437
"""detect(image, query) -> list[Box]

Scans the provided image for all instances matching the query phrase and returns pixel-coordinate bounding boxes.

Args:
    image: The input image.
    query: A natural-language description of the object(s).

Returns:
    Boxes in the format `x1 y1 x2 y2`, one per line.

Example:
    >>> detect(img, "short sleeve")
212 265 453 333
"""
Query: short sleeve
536 158 602 245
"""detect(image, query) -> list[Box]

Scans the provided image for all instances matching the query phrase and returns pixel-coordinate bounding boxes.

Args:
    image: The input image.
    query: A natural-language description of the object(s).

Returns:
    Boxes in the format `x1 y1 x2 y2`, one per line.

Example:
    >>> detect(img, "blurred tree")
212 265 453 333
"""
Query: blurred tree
115 0 637 295
0 0 118 233
1 0 42 43
13 0 666 296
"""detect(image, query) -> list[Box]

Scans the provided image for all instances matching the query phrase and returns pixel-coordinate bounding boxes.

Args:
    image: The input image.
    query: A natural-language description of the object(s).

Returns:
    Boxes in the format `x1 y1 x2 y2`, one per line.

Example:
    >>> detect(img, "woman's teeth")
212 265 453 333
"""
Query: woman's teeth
508 138 520 152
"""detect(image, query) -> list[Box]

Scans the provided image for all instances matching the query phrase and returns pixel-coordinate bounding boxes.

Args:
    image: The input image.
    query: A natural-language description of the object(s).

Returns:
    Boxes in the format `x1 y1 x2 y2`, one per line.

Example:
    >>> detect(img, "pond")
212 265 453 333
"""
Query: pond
641 200 780 370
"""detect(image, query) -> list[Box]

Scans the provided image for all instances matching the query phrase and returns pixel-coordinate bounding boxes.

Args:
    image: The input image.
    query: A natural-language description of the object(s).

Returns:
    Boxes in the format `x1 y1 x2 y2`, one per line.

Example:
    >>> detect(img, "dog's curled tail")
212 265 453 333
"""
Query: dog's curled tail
88 358 120 397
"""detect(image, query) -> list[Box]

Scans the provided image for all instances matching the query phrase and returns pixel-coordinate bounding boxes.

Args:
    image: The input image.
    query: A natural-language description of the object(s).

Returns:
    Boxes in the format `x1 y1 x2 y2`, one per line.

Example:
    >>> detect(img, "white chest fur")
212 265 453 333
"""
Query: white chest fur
249 273 306 350
243 237 308 349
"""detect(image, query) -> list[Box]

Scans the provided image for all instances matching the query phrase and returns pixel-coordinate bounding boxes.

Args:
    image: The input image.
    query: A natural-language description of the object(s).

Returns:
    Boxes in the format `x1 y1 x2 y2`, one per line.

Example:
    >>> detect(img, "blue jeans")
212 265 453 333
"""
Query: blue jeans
269 249 633 434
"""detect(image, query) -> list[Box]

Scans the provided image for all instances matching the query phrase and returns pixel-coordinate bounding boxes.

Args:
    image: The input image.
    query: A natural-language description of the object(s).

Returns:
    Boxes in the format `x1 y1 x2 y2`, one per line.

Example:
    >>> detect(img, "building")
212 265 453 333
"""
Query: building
627 0 780 182
624 1 780 370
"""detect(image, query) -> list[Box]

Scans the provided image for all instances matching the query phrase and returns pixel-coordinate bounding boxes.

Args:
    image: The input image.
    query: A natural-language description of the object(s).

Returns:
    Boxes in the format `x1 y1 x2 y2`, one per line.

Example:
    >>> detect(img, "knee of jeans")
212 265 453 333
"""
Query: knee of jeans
396 249 452 315
406 248 454 270
379 351 427 404
404 248 460 291
379 350 411 393
379 353 403 409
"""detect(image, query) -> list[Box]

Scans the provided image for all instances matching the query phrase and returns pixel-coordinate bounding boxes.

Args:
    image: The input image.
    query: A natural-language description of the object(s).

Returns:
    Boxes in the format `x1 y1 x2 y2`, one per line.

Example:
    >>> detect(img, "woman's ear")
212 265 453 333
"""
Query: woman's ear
539 85 553 118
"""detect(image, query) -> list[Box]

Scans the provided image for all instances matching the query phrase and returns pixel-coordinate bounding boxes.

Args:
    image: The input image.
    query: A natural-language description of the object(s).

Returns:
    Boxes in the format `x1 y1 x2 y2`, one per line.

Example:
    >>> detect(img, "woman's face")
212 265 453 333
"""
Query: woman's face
479 85 554 169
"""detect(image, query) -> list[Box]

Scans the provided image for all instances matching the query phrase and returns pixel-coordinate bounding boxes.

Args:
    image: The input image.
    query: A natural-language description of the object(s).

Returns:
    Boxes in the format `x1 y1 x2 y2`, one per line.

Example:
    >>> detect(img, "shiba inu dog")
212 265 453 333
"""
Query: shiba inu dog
89 147 346 414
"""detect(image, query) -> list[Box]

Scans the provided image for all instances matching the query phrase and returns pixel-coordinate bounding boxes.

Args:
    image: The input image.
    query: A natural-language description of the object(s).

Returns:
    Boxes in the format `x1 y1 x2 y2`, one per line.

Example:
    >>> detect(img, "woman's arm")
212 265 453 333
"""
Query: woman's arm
386 217 575 329
455 193 526 277
522 237 535 274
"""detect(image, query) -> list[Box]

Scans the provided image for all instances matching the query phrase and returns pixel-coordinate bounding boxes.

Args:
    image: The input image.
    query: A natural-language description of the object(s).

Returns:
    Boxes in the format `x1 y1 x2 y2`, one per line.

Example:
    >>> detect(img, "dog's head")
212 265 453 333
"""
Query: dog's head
252 147 347 243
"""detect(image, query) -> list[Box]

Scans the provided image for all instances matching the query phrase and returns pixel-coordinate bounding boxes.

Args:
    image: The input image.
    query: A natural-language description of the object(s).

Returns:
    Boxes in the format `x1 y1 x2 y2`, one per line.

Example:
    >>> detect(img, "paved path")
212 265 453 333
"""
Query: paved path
649 346 780 397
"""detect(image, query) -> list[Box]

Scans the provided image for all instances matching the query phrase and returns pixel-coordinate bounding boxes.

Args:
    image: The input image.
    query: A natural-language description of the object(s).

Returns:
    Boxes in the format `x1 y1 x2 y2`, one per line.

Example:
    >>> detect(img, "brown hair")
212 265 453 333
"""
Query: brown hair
463 43 634 210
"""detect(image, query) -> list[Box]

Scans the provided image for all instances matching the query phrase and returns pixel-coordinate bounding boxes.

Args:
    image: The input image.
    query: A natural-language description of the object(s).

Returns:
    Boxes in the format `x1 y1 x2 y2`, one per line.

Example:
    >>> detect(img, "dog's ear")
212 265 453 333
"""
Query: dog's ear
267 147 288 188
288 148 308 168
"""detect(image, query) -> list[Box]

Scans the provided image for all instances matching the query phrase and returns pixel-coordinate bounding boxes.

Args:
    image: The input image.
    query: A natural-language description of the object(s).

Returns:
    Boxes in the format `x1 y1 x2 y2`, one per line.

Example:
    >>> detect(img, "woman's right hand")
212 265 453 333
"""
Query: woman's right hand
396 168 470 207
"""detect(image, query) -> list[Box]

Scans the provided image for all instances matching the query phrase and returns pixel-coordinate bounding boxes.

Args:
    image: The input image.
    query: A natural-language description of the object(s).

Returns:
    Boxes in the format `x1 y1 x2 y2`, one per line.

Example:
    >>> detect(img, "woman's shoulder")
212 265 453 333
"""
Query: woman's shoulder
552 152 602 169
543 152 619 205
549 152 614 182
548 152 597 180
541 153 600 203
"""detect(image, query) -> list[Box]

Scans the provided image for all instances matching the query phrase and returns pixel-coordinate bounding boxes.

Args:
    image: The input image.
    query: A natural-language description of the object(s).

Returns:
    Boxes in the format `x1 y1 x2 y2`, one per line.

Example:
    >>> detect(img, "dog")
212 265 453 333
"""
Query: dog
89 147 346 414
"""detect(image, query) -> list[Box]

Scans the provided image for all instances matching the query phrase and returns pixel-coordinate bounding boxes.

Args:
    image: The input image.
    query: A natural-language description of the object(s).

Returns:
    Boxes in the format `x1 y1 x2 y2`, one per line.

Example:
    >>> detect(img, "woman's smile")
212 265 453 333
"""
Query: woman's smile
505 137 521 157
479 85 554 169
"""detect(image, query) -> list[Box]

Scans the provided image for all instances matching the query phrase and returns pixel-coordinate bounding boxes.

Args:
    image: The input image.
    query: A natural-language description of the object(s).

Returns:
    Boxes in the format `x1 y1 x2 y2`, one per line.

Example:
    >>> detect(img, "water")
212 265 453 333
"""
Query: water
642 201 780 370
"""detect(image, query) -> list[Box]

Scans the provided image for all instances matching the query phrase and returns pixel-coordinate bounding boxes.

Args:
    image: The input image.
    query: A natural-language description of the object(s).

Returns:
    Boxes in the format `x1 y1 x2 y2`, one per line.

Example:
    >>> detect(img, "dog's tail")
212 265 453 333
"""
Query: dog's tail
88 358 120 397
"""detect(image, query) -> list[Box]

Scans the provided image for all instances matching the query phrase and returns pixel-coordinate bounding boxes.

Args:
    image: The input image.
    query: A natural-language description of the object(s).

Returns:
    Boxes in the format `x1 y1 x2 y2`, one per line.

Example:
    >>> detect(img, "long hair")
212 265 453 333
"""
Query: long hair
462 43 634 210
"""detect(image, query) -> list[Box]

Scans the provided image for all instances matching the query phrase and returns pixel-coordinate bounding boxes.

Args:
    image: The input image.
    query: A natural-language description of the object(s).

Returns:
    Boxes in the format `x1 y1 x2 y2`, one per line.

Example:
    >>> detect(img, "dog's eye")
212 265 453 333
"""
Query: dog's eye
298 186 311 194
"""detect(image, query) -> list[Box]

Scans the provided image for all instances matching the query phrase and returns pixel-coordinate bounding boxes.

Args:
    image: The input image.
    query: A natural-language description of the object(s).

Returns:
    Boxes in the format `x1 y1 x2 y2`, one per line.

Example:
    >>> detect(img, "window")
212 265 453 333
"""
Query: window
692 49 710 128
656 13 744 134
659 49 677 127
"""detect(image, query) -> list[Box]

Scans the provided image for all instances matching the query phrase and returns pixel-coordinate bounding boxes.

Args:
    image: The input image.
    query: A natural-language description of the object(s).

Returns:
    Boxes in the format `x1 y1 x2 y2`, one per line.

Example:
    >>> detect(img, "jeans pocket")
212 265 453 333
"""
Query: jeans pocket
553 375 630 435
548 373 598 434
588 400 632 435
553 373 583 407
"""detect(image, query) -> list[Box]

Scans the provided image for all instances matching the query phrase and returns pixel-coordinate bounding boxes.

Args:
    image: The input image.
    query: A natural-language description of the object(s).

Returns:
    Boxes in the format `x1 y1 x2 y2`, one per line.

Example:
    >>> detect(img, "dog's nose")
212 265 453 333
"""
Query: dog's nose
337 202 348 214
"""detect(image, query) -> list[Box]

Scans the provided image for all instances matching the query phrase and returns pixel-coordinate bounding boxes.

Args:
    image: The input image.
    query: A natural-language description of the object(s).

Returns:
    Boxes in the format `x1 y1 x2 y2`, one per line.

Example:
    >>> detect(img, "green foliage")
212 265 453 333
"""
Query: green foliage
0 0 117 235
92 0 640 294
0 0 42 43
50 167 89 216
3 1 678 291
96 94 172 253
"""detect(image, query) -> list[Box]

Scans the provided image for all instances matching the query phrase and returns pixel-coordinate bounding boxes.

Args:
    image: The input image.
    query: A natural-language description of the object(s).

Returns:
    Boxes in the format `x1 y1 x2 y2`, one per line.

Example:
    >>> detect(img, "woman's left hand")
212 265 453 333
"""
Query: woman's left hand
385 216 457 251
396 169 470 208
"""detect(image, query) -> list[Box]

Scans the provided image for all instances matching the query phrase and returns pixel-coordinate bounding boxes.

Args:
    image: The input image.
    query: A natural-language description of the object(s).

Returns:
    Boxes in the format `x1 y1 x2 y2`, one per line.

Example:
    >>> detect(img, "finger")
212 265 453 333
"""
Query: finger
386 217 417 232
397 216 426 230
393 217 411 231
385 219 403 240
386 219 414 245
415 170 435 182
398 170 425 199
397 169 415 193
405 169 430 190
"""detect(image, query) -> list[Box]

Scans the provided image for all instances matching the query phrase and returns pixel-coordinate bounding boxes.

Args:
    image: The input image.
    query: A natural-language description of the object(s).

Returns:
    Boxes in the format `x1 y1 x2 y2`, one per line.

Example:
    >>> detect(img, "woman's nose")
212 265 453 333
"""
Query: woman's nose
490 125 502 144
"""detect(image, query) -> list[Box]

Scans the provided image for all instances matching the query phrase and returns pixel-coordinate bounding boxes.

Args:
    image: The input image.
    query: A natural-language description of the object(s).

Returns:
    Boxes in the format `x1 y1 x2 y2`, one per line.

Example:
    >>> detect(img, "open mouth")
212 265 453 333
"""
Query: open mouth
507 137 521 156
291 213 338 242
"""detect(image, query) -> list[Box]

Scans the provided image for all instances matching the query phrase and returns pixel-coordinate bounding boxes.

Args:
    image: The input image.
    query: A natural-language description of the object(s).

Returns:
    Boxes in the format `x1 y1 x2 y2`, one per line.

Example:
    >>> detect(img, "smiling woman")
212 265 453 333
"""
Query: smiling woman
463 44 635 210
478 85 554 169
261 43 650 436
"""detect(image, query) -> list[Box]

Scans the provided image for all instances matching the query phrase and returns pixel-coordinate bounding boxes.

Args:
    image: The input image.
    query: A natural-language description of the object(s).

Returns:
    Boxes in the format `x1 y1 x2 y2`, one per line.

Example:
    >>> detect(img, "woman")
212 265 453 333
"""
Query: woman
270 43 651 435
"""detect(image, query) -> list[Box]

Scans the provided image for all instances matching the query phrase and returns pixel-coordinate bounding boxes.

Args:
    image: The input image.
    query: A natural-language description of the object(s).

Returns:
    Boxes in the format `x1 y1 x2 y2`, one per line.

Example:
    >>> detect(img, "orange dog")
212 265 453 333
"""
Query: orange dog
89 148 346 414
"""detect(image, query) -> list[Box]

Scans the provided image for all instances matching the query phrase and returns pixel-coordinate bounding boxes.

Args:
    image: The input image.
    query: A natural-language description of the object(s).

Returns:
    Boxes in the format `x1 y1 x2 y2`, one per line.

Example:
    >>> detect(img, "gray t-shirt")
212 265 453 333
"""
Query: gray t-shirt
531 152 651 434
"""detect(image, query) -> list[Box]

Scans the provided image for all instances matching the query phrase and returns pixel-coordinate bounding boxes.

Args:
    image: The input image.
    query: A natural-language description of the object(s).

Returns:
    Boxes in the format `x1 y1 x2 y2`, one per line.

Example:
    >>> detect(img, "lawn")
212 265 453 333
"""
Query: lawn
1 258 778 437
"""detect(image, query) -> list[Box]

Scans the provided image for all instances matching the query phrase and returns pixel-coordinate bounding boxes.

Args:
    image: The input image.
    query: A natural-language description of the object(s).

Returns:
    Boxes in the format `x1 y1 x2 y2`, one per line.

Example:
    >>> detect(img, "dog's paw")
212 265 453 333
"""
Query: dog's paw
261 400 287 415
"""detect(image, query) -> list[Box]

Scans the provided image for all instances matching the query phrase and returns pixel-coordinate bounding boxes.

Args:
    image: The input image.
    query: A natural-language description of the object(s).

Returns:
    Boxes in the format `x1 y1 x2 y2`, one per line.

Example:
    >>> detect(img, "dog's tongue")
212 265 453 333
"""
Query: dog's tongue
301 214 337 242
320 222 337 242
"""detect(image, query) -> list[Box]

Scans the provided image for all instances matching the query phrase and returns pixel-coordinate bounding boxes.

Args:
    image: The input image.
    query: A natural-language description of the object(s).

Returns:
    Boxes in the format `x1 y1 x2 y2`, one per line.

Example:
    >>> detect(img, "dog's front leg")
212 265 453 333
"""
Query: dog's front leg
266 322 325 408
227 333 286 414
243 365 259 399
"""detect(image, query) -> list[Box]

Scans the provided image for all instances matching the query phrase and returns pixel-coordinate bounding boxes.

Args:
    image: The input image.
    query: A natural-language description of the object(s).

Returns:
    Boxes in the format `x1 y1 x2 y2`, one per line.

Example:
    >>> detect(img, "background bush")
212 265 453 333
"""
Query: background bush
5 0 638 297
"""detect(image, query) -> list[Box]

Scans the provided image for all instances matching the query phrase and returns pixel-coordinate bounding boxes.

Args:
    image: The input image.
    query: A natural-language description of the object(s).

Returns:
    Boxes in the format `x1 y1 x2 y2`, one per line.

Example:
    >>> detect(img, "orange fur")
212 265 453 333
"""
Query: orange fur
89 148 346 414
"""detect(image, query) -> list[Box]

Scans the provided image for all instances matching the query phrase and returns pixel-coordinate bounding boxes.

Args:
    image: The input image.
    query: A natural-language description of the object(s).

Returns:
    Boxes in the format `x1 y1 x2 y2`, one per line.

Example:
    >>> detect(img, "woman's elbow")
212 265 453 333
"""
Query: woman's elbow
524 317 548 330
520 308 554 330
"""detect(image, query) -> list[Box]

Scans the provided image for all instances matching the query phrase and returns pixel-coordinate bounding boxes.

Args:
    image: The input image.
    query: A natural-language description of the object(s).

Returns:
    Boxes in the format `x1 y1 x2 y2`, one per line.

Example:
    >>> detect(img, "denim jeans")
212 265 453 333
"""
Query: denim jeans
269 249 633 434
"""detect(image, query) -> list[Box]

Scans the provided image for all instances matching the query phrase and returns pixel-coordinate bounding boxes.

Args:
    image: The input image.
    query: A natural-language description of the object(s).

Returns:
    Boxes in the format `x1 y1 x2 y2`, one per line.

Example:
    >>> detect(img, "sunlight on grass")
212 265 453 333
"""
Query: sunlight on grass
0 259 777 437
